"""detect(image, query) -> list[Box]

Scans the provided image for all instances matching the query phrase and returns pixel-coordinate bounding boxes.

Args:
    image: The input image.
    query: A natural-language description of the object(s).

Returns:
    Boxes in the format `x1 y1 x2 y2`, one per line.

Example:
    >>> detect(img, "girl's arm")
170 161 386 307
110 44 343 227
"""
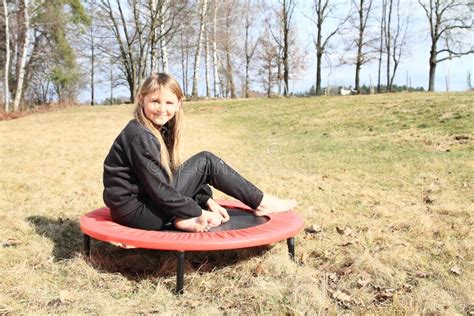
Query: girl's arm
206 198 230 222
129 133 203 219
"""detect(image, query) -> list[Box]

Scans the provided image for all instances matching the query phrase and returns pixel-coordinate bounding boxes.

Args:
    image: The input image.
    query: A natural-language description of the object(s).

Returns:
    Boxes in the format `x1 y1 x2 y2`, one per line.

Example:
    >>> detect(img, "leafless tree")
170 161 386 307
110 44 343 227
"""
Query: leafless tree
376 0 386 92
242 0 260 98
98 0 187 102
257 31 279 97
385 0 411 91
418 0 473 91
265 0 305 96
2 0 10 111
211 0 220 97
353 0 375 91
339 0 377 91
280 0 295 96
191 0 207 98
12 0 30 111
307 0 349 95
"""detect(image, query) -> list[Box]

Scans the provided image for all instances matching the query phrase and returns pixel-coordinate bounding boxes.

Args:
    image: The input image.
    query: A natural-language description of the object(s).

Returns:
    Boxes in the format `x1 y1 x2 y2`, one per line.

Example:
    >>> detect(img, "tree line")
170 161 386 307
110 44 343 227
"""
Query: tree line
1 0 473 112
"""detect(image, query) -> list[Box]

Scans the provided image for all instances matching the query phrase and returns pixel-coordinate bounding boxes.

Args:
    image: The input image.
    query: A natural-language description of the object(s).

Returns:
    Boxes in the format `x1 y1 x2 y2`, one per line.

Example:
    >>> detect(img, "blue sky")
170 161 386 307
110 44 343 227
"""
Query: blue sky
291 0 474 93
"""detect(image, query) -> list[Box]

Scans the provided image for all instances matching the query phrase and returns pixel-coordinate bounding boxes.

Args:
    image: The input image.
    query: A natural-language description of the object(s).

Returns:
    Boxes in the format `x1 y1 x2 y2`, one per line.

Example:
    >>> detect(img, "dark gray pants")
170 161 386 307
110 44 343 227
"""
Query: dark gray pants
116 151 264 230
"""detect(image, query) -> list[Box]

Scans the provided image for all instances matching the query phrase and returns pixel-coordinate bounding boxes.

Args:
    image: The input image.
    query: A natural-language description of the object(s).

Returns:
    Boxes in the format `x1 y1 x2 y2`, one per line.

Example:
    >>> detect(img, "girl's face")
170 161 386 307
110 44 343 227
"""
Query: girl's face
140 87 181 128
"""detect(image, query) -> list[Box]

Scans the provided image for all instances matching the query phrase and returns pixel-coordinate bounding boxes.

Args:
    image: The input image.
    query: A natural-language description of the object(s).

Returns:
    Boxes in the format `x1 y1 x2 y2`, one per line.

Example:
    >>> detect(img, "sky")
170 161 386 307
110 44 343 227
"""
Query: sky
83 0 474 103
291 0 474 93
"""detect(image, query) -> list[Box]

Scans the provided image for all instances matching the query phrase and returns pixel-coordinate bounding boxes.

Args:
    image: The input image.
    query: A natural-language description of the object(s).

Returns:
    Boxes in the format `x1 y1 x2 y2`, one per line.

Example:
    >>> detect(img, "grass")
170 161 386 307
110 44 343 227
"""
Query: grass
0 92 472 314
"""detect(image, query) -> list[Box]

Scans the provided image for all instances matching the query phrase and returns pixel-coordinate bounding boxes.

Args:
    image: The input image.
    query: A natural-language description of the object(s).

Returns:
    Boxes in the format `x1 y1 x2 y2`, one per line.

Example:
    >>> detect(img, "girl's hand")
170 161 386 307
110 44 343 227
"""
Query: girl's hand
206 199 230 223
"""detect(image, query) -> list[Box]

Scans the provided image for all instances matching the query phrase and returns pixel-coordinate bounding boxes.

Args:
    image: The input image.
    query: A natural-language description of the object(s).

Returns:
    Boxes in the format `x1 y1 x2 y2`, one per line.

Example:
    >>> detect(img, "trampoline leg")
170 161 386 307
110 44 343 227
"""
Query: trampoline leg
83 234 91 257
176 251 185 295
287 237 295 261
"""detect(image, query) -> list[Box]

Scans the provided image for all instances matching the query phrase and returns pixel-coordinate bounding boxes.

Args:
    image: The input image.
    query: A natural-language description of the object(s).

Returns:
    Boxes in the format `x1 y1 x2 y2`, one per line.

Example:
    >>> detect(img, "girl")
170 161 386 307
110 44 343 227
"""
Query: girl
103 73 297 232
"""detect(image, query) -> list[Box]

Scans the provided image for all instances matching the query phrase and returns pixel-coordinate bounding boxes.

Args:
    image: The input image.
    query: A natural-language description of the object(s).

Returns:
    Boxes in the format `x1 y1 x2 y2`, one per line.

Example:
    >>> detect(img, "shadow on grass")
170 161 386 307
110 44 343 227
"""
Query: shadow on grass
27 215 83 261
26 215 271 286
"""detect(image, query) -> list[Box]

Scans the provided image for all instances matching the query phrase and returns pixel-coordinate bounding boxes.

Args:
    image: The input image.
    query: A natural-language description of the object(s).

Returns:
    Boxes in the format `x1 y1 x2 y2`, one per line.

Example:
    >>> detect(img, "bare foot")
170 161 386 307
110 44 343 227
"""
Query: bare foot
174 210 223 232
174 216 208 232
254 194 297 216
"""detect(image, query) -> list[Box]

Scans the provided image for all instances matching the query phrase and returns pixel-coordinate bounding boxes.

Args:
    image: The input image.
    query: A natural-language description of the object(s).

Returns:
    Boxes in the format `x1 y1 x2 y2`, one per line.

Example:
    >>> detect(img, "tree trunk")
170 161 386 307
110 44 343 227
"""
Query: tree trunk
3 0 10 112
180 31 186 95
267 64 272 97
428 60 436 92
428 34 437 92
245 55 250 98
159 0 168 73
13 0 30 112
90 32 95 105
315 8 323 96
150 0 158 72
377 0 385 93
282 0 289 96
226 48 236 98
315 50 322 96
109 58 114 102
211 0 219 97
385 0 392 91
354 0 364 91
192 0 207 98
204 25 210 97
244 9 250 98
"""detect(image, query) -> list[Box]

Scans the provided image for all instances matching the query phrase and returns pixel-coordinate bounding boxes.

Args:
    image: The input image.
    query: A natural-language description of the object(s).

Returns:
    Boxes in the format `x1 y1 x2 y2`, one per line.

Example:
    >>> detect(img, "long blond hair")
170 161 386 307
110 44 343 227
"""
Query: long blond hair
134 73 184 181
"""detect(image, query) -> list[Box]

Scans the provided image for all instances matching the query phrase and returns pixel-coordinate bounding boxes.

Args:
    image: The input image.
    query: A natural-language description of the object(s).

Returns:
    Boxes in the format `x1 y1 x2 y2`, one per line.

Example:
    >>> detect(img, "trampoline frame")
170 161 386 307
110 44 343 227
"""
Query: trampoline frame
81 199 302 294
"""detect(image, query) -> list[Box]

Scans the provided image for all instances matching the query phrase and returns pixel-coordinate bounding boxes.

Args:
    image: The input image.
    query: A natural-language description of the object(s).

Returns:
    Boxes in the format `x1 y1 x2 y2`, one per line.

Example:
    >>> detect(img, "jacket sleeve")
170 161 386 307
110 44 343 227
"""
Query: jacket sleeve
129 132 202 219
193 184 213 209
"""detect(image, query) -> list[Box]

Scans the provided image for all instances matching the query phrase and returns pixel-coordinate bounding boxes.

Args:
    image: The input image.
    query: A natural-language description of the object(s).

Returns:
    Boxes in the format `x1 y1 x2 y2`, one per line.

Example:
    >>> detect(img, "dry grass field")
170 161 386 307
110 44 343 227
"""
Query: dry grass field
0 92 472 314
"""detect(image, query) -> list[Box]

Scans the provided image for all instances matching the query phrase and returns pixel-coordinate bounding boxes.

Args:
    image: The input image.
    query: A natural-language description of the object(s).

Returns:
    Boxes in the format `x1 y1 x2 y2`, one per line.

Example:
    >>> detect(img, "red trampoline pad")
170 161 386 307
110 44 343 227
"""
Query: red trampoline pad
80 199 304 251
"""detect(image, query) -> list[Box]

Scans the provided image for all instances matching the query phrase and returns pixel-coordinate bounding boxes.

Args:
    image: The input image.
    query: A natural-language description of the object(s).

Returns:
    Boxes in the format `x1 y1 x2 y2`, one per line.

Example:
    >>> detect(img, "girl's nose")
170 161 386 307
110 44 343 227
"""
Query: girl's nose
155 103 166 111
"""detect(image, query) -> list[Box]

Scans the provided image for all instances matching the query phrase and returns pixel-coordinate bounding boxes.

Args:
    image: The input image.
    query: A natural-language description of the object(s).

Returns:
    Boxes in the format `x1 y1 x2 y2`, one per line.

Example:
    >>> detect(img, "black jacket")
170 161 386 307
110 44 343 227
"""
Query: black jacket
103 119 207 219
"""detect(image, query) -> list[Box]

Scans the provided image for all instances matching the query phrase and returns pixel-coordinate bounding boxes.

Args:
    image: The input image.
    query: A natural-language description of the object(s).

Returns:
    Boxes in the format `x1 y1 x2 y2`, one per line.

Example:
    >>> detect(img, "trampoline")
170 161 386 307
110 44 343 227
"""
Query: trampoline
80 199 304 294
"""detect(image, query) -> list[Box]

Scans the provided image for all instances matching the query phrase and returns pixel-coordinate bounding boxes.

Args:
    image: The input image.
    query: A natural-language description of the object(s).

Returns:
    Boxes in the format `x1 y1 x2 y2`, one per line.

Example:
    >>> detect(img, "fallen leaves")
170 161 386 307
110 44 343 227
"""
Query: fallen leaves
356 272 372 288
305 224 322 234
331 289 353 307
253 262 269 276
374 287 396 303
336 226 354 236
1 238 22 247
449 266 462 275
59 290 75 304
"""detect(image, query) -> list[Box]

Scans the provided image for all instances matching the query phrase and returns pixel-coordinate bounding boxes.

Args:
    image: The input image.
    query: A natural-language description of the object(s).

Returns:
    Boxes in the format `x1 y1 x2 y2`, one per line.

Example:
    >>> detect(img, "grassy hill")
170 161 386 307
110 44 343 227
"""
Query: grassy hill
0 92 472 313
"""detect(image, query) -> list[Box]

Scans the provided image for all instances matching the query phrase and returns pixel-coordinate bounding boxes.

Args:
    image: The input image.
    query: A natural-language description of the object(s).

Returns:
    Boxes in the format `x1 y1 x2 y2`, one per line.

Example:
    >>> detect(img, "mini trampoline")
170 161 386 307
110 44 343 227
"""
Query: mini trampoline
80 199 304 294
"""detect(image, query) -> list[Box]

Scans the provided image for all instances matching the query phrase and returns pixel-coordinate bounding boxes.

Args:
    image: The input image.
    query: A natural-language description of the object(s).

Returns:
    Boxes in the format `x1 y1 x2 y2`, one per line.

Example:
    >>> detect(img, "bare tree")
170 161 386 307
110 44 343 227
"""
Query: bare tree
2 0 10 111
12 0 30 111
204 24 212 97
376 0 386 92
211 0 220 97
263 1 291 96
159 0 169 73
418 0 473 91
150 0 171 73
150 0 160 72
98 0 186 102
242 0 260 98
308 0 348 95
386 0 410 91
281 0 295 96
258 31 279 97
219 0 237 98
353 0 374 91
191 0 207 98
